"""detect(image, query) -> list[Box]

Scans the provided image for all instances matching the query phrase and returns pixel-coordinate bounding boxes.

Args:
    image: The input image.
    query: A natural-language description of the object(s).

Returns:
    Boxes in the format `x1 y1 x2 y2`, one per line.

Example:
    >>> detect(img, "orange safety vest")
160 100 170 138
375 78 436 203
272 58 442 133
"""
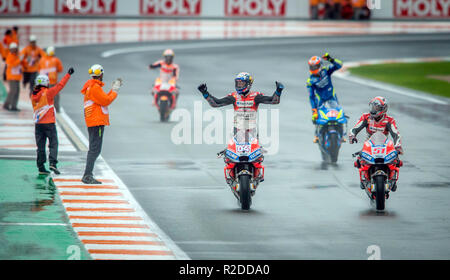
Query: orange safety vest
21 45 45 73
39 56 63 85
81 79 118 127
31 73 70 124
5 52 23 81
32 89 54 124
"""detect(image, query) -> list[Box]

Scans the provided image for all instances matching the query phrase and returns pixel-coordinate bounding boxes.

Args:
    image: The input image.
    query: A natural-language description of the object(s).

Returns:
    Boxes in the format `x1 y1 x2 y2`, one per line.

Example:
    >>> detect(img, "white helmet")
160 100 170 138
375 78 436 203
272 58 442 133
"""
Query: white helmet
47 46 55 56
89 64 104 77
9 42 18 50
29 35 37 42
35 75 50 87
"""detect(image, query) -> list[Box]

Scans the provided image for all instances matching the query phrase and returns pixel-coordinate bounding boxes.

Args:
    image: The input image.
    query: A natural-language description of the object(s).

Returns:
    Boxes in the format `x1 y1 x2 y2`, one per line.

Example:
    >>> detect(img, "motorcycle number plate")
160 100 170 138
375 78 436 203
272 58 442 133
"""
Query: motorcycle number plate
236 144 251 154
372 147 386 155
326 110 338 118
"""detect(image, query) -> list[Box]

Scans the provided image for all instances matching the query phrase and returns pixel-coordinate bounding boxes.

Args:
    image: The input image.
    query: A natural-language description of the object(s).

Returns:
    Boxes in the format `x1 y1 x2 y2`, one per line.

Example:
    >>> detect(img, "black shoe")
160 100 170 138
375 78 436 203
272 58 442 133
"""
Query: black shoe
39 167 50 175
391 182 397 192
50 165 61 175
10 107 20 112
82 175 102 184
360 182 365 189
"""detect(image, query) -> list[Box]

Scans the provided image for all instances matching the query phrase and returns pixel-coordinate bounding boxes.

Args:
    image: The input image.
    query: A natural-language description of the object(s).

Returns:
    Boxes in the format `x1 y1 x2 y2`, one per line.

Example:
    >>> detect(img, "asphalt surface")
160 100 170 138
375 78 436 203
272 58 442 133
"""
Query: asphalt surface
58 33 450 259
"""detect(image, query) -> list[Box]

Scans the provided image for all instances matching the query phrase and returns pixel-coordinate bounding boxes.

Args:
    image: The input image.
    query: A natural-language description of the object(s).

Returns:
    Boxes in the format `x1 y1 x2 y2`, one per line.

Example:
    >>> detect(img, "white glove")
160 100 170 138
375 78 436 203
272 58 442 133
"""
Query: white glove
112 78 123 92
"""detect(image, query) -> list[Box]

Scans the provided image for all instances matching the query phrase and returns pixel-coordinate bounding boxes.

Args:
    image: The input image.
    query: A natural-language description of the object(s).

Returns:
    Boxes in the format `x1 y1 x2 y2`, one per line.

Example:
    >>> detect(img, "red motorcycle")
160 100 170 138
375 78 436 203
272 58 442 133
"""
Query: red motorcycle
353 132 402 211
218 130 264 210
152 77 177 122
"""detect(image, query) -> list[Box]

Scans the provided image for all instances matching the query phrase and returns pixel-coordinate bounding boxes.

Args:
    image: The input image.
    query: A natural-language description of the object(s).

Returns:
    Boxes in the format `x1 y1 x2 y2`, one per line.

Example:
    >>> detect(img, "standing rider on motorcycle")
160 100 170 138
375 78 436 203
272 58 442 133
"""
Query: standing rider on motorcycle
307 53 343 143
349 96 403 191
149 49 180 99
197 72 284 180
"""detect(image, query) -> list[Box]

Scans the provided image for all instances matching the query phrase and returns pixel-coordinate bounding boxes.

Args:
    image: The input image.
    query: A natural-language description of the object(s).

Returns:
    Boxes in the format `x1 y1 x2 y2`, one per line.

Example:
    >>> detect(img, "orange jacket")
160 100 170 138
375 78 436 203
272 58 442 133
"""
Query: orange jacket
21 45 46 73
0 43 6 60
81 79 117 127
38 55 63 85
5 52 25 81
352 0 365 8
31 73 71 124
3 34 14 47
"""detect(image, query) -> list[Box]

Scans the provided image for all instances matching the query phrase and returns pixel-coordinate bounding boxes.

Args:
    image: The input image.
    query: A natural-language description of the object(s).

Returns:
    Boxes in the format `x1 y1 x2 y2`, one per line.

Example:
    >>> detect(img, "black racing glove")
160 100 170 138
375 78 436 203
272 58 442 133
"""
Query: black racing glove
275 81 284 96
197 83 209 98
68 67 74 75
323 52 335 63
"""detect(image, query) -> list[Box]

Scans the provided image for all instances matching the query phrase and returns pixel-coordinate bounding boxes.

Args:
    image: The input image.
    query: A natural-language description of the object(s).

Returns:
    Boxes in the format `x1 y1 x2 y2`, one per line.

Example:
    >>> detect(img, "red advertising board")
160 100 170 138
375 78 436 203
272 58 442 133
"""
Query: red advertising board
394 0 450 18
0 0 31 14
225 0 286 17
140 0 201 16
54 0 117 15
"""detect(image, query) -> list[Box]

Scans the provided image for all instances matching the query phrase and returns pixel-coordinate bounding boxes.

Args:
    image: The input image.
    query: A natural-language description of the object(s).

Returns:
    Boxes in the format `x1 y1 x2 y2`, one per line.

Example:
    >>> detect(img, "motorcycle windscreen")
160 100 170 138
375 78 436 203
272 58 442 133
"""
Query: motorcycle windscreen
157 72 176 85
368 132 388 146
322 100 340 110
234 129 257 145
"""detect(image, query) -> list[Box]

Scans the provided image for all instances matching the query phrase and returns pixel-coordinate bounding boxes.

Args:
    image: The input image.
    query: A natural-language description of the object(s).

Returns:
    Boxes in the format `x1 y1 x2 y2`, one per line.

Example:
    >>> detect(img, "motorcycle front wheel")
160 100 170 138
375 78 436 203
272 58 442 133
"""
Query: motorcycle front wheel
159 100 169 122
239 174 252 210
374 175 386 211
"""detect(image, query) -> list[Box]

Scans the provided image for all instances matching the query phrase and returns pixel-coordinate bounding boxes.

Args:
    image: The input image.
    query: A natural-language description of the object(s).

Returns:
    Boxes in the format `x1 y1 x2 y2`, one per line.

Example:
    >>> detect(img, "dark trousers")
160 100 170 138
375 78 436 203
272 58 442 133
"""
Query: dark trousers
23 71 38 94
4 80 20 110
84 125 104 177
35 123 58 168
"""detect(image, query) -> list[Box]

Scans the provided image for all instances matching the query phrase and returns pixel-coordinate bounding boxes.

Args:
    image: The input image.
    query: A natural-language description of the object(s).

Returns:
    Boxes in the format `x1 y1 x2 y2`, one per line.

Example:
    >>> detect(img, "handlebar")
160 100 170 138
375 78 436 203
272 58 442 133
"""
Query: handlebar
352 151 361 158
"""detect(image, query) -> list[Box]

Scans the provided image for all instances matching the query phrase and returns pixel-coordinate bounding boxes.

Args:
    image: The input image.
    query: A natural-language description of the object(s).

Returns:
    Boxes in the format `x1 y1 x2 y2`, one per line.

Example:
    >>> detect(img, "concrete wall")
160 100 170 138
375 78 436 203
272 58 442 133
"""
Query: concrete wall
0 0 448 19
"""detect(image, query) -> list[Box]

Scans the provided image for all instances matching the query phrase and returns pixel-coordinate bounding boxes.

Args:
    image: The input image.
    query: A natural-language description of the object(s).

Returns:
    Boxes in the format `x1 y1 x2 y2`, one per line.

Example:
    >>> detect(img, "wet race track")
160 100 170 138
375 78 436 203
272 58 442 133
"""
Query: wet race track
58 33 450 259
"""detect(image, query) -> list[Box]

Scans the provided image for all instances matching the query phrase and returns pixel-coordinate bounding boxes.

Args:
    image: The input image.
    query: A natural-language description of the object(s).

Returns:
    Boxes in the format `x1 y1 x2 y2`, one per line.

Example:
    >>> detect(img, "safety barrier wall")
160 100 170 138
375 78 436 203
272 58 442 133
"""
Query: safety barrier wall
0 0 448 19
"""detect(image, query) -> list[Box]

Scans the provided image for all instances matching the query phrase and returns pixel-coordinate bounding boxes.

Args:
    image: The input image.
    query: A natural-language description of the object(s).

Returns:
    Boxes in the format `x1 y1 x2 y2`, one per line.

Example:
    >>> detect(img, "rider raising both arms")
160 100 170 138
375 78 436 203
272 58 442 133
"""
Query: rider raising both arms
197 72 284 134
349 96 403 155
197 72 284 180
198 72 283 107
307 53 343 143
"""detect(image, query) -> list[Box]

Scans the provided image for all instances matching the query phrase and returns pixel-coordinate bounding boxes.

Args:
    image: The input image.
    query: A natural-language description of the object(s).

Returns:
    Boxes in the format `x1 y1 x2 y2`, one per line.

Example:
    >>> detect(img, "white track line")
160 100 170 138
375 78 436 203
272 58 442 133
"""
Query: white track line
101 35 450 58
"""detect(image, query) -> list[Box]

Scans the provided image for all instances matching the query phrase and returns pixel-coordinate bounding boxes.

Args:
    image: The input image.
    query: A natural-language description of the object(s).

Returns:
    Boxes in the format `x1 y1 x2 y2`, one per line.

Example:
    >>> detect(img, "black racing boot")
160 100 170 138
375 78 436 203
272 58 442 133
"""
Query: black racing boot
50 165 61 175
39 167 50 175
391 182 397 192
360 182 365 190
82 175 102 184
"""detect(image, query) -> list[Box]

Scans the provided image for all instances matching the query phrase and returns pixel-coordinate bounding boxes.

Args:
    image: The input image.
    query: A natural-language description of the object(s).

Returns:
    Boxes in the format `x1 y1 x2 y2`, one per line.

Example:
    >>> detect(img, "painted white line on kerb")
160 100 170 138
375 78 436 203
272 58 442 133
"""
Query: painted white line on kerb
335 57 450 105
101 35 450 58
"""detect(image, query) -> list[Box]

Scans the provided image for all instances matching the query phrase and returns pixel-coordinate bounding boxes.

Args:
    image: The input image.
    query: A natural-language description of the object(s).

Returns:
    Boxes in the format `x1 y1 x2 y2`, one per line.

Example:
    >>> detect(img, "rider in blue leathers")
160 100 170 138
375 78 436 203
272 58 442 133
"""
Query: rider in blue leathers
306 53 343 142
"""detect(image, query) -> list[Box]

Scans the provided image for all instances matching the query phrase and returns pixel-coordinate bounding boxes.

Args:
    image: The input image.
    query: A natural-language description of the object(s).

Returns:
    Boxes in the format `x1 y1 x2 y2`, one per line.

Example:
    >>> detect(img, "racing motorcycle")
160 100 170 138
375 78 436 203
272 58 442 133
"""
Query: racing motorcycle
152 76 177 122
352 132 402 211
218 130 264 210
315 100 348 163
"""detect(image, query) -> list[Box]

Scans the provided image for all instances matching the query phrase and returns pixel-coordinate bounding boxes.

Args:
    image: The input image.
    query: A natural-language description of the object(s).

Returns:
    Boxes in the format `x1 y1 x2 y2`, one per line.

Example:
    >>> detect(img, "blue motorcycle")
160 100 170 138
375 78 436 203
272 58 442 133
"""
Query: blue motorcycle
315 100 348 163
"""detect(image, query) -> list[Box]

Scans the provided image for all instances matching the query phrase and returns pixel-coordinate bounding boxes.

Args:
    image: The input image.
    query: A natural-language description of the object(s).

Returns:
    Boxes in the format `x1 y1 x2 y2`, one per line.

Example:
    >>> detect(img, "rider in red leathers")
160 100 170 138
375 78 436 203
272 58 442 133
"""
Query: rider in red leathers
349 96 403 191
197 72 284 181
